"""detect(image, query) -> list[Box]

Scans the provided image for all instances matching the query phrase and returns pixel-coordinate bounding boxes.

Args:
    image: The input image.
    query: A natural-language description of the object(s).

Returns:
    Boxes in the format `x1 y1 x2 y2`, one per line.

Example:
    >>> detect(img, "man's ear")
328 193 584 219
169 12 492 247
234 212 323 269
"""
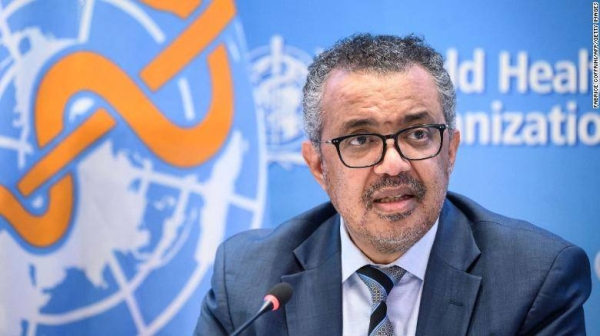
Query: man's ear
448 129 460 173
302 140 327 190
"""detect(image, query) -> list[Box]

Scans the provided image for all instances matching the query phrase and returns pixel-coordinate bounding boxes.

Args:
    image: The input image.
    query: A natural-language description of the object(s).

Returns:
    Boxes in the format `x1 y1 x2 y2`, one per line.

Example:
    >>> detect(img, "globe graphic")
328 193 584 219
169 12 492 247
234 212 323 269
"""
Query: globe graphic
0 1 265 335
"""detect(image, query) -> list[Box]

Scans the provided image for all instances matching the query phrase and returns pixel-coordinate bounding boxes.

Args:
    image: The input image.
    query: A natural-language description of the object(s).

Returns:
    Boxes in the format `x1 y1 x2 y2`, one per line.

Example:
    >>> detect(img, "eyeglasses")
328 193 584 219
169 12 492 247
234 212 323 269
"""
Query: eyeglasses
315 124 448 168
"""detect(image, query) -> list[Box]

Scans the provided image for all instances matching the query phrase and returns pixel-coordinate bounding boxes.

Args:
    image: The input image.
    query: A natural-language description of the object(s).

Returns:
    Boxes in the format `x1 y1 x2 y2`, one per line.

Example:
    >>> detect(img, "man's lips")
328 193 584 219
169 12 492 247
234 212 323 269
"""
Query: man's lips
373 194 415 203
362 174 427 211
371 187 416 203
370 188 417 213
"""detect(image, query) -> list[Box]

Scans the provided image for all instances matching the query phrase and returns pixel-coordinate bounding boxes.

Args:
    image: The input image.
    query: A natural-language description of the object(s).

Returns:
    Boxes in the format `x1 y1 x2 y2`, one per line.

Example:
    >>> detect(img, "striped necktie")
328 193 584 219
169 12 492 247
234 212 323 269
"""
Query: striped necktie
356 265 406 336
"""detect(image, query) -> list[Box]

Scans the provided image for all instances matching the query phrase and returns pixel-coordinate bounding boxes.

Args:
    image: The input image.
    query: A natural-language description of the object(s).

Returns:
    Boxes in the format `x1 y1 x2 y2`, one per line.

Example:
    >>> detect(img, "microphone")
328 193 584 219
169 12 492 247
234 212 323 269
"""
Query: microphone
230 282 293 336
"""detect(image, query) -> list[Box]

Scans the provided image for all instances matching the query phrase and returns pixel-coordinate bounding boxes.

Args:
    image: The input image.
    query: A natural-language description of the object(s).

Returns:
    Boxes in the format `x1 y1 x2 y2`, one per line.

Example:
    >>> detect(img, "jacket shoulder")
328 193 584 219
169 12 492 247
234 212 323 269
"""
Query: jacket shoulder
446 191 575 250
223 202 338 250
445 192 591 334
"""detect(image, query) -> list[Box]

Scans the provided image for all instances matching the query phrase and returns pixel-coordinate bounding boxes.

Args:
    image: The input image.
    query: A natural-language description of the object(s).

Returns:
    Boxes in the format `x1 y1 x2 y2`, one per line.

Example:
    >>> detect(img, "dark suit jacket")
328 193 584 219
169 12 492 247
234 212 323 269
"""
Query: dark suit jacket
195 192 591 335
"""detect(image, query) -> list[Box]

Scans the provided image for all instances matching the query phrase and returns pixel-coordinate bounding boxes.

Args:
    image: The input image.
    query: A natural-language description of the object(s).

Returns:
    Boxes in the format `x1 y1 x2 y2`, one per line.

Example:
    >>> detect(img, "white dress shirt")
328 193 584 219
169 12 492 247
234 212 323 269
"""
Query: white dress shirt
341 218 438 336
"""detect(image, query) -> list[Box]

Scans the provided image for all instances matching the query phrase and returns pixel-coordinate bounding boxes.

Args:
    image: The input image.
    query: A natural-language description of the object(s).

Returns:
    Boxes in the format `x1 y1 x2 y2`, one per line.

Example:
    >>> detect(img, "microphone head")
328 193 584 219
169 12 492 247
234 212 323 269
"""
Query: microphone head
263 282 293 311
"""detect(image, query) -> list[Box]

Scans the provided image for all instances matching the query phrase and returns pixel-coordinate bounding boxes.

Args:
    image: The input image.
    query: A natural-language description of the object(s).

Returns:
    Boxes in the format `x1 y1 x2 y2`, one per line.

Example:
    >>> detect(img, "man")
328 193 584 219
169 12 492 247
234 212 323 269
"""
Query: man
195 34 591 335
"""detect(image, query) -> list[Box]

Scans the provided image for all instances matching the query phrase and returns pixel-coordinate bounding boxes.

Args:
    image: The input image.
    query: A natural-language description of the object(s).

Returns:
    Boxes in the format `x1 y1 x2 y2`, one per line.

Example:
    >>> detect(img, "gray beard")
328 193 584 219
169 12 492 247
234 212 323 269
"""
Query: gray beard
356 174 435 256
324 167 442 257
359 216 434 255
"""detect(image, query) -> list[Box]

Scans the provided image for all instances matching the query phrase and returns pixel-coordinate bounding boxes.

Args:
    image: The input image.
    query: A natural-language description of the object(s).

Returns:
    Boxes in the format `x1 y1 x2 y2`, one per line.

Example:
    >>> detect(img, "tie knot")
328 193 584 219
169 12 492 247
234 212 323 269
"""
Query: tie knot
357 265 406 303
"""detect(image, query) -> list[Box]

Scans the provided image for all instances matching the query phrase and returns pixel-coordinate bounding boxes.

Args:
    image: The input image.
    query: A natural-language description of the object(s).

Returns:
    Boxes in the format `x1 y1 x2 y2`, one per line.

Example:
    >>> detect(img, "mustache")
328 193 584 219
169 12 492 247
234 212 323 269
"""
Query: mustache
362 173 427 209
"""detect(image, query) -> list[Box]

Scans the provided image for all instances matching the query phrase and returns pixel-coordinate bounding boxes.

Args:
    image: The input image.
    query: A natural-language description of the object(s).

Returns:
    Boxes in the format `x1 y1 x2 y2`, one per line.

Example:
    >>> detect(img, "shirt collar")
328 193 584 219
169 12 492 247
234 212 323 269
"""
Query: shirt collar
340 216 438 282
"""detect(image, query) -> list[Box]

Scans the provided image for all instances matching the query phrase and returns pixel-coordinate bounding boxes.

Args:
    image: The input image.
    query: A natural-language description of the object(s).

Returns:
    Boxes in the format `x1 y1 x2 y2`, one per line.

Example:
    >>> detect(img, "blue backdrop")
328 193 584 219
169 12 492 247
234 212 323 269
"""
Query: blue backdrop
0 0 596 335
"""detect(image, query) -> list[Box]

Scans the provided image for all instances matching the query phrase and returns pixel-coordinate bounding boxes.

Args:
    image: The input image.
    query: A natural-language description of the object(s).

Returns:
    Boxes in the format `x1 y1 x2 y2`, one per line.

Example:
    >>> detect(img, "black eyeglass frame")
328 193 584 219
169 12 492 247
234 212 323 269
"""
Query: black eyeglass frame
315 123 448 168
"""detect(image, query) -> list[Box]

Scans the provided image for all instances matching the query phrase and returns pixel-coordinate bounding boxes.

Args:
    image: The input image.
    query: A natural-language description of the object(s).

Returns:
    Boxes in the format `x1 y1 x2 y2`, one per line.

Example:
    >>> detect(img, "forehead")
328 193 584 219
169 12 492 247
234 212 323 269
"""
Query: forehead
320 65 443 135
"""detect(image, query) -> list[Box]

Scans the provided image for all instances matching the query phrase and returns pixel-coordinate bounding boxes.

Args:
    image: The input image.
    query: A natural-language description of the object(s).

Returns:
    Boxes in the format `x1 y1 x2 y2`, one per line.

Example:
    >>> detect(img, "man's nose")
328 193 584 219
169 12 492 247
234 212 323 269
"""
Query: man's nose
372 139 411 176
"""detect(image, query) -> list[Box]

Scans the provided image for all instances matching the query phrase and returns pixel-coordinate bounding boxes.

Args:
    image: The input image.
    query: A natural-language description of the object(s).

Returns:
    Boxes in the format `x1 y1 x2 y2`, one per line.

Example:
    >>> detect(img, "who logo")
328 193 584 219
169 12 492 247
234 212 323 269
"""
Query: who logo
249 35 313 168
0 0 266 335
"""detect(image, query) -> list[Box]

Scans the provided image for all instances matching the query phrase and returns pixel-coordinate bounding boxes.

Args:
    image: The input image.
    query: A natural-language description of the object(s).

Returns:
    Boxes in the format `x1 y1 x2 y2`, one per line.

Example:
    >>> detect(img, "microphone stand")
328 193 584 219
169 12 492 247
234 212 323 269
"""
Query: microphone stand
230 300 272 336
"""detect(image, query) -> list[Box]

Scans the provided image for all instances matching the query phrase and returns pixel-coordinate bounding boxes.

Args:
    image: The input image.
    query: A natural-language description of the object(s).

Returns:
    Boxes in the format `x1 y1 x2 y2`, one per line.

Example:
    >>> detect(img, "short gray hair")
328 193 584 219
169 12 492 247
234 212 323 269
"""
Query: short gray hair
302 33 456 142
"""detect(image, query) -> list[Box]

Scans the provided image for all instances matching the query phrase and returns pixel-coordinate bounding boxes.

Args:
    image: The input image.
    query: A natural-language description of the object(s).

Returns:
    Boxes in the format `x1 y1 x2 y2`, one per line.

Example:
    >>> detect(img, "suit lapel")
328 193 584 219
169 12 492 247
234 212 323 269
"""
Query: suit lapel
282 214 343 336
416 198 482 336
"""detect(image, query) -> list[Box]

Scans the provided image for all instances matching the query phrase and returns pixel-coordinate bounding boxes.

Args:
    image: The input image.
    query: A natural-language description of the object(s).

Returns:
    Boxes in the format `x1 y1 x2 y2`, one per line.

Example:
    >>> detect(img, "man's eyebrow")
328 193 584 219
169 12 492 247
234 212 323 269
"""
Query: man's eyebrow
335 111 437 136
401 111 433 124
339 118 378 131
340 112 434 131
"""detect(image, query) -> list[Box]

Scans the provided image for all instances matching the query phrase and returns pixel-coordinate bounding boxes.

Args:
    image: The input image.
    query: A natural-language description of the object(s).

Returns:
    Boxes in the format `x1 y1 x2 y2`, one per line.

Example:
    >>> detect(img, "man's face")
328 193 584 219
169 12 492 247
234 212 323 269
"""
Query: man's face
302 65 460 264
